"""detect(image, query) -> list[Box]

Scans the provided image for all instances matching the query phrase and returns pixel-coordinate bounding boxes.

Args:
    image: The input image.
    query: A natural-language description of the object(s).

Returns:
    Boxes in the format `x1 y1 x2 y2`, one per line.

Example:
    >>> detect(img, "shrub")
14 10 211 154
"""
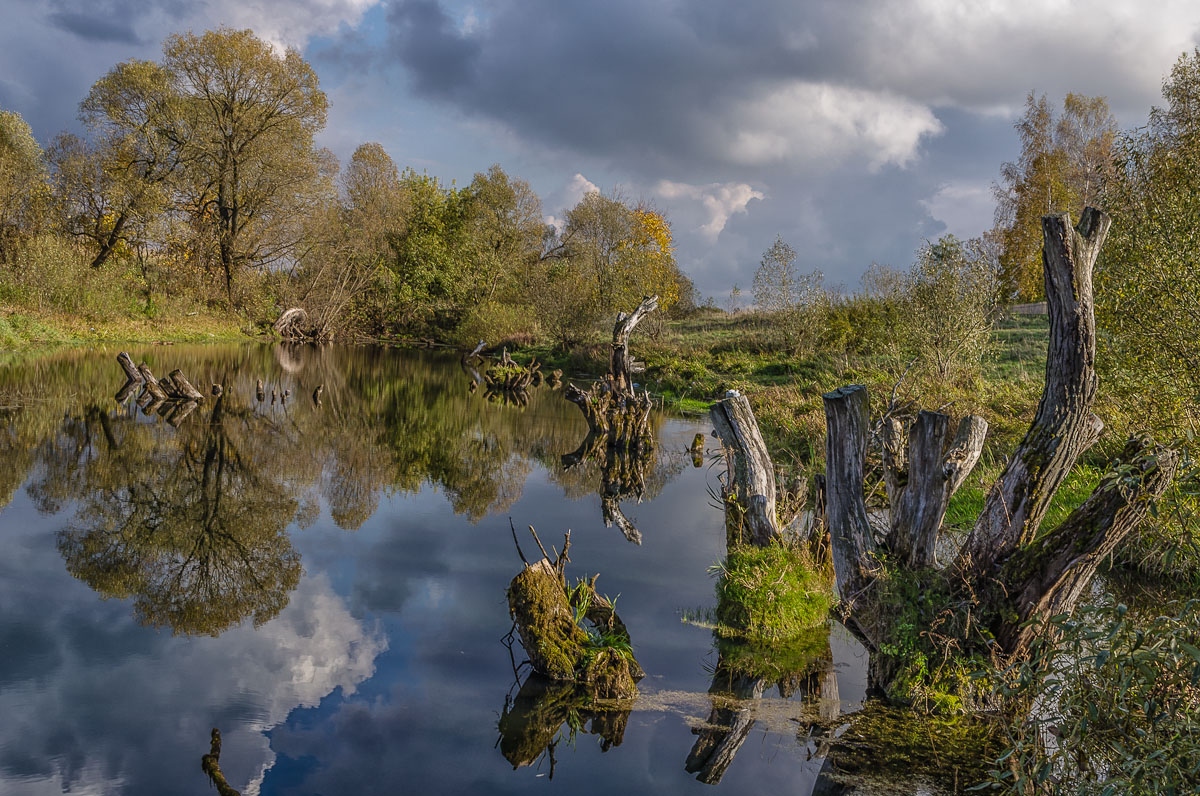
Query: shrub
986 601 1200 794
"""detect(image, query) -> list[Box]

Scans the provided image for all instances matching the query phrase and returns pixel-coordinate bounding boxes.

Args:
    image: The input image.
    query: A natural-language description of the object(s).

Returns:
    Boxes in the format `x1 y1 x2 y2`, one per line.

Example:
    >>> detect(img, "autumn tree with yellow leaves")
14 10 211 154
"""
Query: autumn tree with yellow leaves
530 191 685 345
994 92 1116 301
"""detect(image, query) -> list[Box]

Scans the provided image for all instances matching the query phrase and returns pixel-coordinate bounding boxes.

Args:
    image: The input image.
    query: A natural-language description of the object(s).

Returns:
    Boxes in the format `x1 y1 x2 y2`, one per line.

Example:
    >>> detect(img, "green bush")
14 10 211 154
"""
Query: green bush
986 601 1200 794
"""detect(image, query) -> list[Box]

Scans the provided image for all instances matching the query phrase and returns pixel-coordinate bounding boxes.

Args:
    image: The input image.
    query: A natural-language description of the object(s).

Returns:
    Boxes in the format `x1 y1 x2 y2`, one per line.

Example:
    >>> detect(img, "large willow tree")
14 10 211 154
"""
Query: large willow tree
78 27 330 304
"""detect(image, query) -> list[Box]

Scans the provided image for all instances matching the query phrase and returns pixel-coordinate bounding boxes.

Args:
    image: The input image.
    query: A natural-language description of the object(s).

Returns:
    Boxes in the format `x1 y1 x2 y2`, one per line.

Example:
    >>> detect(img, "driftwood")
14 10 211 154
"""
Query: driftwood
273 307 320 341
564 296 658 450
115 354 211 425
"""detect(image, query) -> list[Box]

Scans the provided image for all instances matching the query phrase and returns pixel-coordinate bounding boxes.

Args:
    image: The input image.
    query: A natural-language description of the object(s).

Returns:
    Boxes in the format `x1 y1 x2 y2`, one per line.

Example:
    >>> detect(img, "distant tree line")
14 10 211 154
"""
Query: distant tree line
0 27 692 344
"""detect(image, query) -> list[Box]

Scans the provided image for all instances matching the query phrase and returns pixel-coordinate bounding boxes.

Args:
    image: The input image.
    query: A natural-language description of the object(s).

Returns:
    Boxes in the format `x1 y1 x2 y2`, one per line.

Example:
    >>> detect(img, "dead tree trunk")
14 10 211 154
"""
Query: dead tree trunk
996 434 1177 652
710 392 781 547
958 209 1109 577
822 385 878 610
564 296 659 450
820 208 1176 659
610 295 658 394
883 411 988 568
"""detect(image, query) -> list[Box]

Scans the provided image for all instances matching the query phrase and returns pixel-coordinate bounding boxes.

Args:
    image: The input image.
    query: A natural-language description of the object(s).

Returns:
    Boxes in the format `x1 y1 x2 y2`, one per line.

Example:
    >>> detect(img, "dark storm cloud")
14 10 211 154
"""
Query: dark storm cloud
376 0 949 179
376 0 1200 182
44 0 192 45
46 10 142 44
387 0 481 98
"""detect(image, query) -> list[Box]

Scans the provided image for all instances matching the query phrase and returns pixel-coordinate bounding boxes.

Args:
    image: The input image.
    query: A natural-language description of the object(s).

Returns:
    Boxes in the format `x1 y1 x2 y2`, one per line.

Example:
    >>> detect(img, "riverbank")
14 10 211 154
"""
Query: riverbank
0 303 255 351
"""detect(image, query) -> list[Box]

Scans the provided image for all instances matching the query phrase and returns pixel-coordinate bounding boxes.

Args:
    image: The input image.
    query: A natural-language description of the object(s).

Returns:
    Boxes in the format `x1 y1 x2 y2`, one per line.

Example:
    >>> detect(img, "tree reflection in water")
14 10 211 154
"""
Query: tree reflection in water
1 344 663 637
55 392 302 635
496 673 633 776
561 428 692 545
686 628 838 785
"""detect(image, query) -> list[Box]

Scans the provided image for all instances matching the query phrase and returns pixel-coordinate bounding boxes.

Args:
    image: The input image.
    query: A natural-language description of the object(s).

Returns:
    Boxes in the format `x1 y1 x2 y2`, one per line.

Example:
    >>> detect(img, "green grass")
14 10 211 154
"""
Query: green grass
944 463 1103 534
985 313 1049 381
713 541 835 642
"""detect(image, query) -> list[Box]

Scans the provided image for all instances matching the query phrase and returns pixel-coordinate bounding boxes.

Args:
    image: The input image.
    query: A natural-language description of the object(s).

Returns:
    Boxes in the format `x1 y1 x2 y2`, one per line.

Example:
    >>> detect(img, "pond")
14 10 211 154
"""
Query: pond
0 343 972 795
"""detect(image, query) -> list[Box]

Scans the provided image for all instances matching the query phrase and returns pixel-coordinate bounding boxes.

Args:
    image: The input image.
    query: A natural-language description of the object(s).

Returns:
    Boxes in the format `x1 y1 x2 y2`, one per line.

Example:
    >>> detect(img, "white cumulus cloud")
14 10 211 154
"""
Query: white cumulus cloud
714 81 945 171
656 180 765 241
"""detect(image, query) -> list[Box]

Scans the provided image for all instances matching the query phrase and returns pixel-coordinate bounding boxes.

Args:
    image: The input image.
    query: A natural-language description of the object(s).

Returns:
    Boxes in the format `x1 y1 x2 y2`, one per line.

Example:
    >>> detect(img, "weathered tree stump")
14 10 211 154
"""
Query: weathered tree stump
710 208 1179 671
564 296 659 451
958 209 1113 578
822 385 879 611
710 392 781 548
167 369 205 403
117 351 142 384
822 208 1177 658
484 348 540 400
881 411 988 568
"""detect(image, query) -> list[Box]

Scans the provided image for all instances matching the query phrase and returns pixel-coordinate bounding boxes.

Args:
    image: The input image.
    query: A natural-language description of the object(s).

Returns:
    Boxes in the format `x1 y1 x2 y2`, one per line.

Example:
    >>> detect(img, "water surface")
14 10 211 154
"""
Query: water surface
0 344 878 795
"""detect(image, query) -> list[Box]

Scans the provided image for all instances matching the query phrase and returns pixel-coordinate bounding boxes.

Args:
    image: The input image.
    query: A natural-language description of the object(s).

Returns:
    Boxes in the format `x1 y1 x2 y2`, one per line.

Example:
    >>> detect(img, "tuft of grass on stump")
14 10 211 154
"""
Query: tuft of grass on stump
713 541 834 643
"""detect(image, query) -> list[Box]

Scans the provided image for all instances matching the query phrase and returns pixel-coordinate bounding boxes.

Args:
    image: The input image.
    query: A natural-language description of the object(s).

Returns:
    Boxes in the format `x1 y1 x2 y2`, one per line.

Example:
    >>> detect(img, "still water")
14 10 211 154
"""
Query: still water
0 344 882 795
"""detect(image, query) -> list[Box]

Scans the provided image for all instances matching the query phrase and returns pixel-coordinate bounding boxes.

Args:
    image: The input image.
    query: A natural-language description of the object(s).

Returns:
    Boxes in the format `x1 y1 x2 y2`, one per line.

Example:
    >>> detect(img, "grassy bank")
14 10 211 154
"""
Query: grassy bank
0 304 250 351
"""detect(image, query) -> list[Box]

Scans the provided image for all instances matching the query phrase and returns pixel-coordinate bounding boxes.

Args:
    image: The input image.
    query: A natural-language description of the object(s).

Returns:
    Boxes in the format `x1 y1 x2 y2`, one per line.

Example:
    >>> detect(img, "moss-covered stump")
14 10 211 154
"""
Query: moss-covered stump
509 559 589 681
507 559 643 699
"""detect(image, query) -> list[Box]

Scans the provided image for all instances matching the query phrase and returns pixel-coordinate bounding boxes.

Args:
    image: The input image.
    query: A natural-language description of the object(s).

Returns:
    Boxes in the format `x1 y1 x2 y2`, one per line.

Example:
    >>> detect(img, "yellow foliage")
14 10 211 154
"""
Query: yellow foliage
624 206 680 310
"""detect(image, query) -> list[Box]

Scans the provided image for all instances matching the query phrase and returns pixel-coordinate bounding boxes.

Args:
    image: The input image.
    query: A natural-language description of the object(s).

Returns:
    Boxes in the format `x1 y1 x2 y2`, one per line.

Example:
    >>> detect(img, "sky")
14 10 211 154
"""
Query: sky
1 0 1198 303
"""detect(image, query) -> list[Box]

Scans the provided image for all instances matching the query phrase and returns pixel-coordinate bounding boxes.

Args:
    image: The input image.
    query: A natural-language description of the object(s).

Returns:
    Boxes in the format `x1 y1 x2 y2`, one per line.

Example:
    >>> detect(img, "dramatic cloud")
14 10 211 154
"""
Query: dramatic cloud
656 180 764 242
7 0 1200 297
